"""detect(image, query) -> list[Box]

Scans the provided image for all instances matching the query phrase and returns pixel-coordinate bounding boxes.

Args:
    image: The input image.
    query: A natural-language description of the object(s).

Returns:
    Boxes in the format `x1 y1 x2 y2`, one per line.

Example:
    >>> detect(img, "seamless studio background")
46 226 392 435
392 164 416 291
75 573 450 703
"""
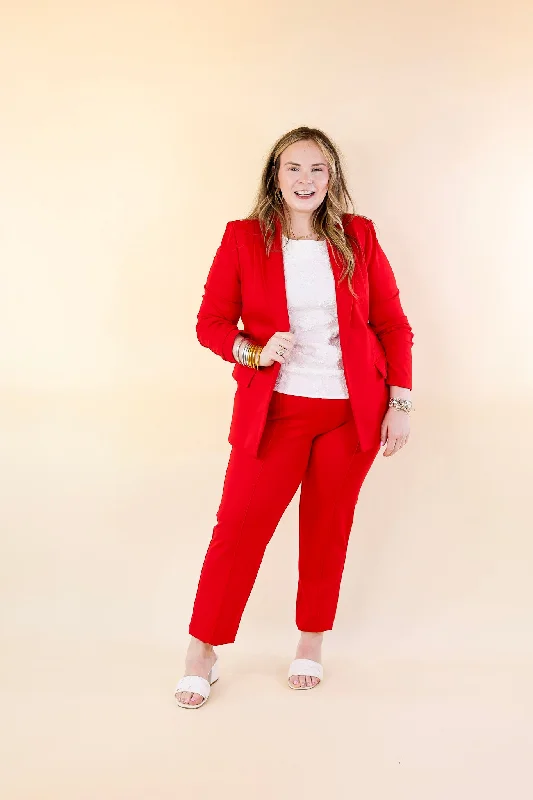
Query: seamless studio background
1 1 532 798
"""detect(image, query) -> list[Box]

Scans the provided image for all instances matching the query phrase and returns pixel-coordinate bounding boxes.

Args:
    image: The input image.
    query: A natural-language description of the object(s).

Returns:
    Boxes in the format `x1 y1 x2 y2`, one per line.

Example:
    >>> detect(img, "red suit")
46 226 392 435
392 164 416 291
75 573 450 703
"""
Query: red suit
189 214 414 645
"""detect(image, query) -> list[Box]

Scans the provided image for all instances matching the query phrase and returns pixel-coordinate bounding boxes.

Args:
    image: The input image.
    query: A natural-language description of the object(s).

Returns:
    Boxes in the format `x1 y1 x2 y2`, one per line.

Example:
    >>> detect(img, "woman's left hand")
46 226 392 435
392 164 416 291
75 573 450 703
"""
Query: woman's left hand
380 408 410 457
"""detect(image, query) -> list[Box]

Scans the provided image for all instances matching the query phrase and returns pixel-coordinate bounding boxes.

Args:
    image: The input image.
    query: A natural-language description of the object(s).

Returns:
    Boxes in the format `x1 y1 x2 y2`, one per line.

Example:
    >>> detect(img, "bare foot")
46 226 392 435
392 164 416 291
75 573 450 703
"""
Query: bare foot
289 631 323 689
175 636 217 707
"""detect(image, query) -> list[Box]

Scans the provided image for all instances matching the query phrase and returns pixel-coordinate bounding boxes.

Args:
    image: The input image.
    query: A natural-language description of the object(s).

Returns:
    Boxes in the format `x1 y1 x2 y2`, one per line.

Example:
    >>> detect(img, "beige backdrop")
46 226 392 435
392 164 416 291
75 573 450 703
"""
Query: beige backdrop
1 1 532 798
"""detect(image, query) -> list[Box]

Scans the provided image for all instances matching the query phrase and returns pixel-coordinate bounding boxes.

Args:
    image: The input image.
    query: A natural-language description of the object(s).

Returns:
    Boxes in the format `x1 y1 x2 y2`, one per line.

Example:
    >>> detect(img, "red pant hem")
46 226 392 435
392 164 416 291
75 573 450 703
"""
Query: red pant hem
188 623 237 646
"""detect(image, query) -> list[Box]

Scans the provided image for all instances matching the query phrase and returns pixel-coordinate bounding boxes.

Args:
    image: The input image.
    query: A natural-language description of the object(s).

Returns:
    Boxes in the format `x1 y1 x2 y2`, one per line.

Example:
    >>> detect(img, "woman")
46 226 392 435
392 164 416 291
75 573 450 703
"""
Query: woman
175 126 414 708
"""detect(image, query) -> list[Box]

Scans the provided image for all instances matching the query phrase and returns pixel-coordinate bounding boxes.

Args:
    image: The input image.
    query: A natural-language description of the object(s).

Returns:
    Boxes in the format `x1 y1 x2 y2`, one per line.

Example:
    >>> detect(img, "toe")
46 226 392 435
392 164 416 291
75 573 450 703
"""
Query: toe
190 693 204 705
299 675 306 688
305 675 312 688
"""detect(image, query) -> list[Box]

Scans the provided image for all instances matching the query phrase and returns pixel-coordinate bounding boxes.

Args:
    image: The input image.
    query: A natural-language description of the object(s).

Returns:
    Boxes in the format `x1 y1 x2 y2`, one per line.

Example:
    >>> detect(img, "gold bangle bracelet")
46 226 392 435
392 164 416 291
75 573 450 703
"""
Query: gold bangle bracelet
239 338 263 369
250 344 258 368
249 343 257 367
247 344 255 368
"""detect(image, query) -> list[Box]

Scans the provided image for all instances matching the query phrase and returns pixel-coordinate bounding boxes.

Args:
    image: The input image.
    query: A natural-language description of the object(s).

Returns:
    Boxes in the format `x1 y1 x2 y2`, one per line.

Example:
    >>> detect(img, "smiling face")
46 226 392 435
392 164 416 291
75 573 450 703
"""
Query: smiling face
277 139 330 216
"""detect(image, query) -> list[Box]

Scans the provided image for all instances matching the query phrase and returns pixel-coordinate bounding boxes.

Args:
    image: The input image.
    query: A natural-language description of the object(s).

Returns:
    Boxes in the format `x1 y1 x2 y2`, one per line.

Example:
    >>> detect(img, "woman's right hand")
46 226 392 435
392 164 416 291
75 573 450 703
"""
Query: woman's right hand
259 331 295 367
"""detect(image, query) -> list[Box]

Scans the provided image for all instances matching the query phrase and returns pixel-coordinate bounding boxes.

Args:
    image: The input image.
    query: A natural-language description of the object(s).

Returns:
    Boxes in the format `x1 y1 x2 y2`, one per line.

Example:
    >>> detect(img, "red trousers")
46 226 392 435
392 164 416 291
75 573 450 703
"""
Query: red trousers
189 390 381 645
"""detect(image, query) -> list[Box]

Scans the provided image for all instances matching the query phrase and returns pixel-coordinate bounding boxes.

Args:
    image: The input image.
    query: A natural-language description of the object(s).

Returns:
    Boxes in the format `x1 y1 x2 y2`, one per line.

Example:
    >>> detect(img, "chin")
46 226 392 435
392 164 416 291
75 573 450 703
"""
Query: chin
287 200 324 213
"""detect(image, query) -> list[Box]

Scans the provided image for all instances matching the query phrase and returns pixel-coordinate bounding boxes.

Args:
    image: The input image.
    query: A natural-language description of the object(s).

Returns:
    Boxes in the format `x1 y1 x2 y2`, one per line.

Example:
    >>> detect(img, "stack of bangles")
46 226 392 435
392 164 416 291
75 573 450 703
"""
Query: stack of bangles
236 337 264 369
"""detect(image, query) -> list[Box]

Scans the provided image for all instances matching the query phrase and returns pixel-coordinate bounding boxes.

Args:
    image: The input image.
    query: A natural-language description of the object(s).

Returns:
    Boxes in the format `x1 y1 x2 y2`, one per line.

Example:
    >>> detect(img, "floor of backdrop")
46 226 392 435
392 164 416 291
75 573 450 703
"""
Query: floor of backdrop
2 401 531 799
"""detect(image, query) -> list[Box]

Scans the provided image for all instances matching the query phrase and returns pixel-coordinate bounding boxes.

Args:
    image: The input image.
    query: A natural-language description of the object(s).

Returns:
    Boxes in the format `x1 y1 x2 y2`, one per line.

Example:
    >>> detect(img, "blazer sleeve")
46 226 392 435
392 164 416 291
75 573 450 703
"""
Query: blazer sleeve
195 220 245 364
365 219 414 389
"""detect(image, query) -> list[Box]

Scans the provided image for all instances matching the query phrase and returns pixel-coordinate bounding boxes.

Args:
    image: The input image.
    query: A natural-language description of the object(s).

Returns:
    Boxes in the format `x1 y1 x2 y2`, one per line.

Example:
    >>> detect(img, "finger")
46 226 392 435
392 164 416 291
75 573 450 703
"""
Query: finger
384 437 399 456
277 338 294 348
389 438 403 456
274 339 293 357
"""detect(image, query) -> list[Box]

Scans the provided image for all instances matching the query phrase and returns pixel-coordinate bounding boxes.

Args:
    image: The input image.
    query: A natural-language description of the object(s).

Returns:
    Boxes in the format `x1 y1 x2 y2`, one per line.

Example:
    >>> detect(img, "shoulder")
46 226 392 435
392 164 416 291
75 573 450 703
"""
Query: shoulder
225 218 262 234
342 213 375 238
342 214 382 258
212 218 258 251
219 219 262 250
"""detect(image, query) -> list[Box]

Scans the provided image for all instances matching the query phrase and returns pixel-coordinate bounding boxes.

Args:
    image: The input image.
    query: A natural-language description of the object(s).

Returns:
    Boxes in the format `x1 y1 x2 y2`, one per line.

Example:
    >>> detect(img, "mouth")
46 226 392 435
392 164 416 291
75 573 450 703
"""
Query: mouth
294 191 316 199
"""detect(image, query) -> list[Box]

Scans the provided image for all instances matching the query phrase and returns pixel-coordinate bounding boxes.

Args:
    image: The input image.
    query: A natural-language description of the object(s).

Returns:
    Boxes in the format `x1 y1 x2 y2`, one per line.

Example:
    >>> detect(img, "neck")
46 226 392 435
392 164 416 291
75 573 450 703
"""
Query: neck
285 208 314 239
286 209 317 239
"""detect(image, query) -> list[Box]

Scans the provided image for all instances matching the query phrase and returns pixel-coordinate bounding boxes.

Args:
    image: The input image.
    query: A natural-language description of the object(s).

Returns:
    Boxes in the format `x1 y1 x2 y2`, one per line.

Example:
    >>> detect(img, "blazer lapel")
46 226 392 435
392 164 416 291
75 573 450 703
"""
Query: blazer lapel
263 218 291 332
326 236 355 332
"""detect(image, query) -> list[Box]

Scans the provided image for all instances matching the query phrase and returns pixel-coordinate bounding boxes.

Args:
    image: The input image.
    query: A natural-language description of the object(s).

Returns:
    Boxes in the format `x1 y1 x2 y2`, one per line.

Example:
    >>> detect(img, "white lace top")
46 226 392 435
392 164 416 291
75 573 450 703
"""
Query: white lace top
273 234 349 399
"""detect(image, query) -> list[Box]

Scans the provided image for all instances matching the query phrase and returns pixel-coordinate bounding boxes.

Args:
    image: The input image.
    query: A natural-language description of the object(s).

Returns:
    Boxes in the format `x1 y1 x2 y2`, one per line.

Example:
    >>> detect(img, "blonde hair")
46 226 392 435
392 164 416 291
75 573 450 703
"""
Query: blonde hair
246 126 366 298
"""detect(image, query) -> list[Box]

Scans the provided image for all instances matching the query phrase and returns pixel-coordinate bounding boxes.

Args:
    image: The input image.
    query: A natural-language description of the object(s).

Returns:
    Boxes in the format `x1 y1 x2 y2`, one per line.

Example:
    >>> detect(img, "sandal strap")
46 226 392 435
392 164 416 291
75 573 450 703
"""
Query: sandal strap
288 658 323 680
175 675 211 697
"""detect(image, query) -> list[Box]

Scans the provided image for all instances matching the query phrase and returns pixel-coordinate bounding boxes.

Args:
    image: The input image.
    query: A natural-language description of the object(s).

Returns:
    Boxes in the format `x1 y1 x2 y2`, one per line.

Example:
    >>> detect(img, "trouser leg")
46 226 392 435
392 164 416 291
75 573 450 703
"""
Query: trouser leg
296 412 380 632
188 392 314 646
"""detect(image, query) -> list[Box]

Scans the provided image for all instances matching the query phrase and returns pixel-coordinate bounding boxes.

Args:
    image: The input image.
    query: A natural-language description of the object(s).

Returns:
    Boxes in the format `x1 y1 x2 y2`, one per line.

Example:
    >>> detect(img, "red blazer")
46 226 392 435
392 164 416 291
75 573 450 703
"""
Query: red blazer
196 214 414 458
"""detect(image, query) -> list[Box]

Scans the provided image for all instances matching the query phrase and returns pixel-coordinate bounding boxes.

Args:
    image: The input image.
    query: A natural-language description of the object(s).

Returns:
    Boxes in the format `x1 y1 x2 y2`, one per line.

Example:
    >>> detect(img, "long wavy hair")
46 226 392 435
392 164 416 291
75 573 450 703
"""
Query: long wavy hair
246 126 366 299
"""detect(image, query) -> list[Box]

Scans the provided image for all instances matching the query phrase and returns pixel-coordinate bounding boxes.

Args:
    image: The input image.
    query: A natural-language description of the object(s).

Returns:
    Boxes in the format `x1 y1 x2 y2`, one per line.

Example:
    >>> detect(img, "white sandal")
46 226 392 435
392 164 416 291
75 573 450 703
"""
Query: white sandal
287 658 323 690
175 657 220 709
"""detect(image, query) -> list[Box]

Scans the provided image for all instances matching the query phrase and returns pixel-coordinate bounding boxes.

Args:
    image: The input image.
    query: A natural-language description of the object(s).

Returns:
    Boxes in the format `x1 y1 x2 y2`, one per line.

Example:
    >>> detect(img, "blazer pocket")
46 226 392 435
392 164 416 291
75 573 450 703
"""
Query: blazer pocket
231 362 257 388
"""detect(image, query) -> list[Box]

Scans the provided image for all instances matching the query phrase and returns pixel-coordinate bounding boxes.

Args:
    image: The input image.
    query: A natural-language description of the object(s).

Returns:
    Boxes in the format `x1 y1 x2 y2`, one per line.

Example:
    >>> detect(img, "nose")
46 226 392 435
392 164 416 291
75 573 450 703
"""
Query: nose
298 172 313 185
